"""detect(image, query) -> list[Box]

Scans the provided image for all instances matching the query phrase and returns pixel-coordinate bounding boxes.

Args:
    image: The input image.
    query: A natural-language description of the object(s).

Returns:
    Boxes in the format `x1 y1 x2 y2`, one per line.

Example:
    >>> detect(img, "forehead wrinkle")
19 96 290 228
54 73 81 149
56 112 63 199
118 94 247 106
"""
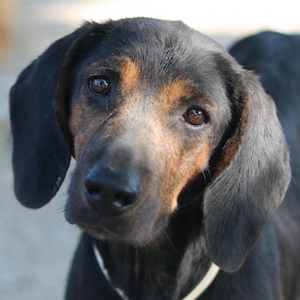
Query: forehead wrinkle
82 57 119 74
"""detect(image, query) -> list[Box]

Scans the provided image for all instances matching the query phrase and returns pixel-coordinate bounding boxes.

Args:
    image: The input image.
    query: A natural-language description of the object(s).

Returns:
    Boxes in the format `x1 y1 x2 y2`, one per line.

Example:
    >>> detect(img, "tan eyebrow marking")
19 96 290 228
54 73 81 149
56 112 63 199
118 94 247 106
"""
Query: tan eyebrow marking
159 77 195 105
119 59 141 97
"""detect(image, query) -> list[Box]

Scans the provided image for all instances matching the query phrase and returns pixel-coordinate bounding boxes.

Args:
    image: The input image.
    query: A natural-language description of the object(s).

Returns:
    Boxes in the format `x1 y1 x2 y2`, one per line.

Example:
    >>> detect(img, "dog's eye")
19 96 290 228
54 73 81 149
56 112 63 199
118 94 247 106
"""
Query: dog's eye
183 107 207 126
89 77 111 95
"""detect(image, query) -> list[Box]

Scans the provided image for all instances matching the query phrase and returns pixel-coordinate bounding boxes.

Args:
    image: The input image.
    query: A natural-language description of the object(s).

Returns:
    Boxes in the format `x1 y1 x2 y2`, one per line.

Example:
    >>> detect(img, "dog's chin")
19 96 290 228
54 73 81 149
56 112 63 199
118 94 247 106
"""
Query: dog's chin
81 226 124 242
81 227 149 246
77 216 169 247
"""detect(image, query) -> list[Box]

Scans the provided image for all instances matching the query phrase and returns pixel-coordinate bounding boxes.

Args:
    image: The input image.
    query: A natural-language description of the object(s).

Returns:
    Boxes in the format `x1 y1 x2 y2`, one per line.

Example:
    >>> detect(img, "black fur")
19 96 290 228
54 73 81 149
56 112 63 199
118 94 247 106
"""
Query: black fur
9 24 94 208
10 19 298 299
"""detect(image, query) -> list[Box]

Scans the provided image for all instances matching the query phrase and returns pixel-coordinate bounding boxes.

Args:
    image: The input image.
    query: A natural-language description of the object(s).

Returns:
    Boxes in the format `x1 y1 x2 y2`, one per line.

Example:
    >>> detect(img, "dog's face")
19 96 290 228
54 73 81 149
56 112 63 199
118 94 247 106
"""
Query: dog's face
62 21 232 245
10 18 290 271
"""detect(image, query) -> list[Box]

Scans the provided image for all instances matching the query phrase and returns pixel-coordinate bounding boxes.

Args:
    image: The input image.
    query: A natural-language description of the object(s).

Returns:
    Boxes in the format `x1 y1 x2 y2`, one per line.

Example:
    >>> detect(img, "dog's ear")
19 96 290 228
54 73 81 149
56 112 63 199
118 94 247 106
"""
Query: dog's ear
203 68 291 272
9 22 97 208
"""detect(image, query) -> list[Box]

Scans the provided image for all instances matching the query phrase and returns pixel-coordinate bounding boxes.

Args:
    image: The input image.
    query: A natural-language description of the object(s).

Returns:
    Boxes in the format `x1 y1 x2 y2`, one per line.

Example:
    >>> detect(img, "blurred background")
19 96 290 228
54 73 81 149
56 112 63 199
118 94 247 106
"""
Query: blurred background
0 0 299 299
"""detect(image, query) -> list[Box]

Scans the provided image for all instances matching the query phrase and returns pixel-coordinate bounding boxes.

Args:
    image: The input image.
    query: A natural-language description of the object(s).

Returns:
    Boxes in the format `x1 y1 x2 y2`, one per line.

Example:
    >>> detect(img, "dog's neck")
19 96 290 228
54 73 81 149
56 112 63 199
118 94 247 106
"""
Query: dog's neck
93 203 213 299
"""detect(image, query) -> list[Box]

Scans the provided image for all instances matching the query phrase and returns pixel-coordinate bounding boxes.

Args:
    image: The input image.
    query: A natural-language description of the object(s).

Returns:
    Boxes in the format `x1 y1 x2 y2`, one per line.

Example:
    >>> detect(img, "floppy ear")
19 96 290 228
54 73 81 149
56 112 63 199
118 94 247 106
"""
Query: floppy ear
203 69 291 272
9 23 97 208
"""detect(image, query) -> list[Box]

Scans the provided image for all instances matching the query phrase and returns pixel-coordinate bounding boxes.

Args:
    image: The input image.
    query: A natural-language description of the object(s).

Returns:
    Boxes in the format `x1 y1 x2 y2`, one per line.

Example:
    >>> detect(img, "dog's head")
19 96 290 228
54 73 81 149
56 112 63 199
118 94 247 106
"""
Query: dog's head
10 18 290 272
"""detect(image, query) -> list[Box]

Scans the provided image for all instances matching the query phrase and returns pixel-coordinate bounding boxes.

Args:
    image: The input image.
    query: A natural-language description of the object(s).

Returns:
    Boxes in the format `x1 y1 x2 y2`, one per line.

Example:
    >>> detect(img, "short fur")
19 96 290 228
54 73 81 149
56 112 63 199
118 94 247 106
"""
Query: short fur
10 20 298 299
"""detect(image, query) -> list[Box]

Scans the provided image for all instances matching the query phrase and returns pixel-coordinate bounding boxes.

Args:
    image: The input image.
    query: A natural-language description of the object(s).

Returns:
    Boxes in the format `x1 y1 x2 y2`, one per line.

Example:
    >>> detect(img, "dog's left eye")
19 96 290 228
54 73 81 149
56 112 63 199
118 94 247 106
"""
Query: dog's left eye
183 107 207 126
89 77 111 95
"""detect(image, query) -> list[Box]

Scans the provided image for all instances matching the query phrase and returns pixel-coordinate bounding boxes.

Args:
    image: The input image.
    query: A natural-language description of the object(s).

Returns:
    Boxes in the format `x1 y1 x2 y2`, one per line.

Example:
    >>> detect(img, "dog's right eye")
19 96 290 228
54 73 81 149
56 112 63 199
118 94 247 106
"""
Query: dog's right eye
89 77 111 95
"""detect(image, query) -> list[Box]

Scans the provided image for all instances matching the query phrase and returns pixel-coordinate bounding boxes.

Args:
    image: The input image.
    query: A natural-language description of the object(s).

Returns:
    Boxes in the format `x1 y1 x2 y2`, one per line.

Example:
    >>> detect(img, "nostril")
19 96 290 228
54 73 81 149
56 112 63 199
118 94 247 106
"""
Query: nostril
114 191 138 210
84 180 102 202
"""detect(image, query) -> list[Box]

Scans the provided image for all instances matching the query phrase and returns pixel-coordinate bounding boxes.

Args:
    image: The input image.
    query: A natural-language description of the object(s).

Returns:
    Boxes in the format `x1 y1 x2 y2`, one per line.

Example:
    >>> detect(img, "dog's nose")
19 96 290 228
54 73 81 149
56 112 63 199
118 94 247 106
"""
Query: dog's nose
84 163 141 213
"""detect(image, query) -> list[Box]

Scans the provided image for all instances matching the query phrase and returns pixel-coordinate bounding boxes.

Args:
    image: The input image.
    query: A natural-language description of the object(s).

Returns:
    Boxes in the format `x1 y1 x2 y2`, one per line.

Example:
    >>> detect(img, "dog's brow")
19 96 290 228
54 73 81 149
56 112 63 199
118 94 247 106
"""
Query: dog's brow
84 60 118 75
159 78 196 105
119 59 141 97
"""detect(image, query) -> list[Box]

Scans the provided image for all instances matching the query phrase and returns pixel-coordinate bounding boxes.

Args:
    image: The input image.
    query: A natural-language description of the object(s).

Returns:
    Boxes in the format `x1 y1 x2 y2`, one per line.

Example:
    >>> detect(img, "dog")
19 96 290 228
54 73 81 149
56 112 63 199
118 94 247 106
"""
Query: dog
10 19 298 299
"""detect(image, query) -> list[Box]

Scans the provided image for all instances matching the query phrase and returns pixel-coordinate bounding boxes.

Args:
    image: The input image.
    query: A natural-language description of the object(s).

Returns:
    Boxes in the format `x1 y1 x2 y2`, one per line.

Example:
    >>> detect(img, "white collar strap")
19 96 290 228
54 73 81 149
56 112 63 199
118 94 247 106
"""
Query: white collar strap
181 262 220 300
93 244 220 300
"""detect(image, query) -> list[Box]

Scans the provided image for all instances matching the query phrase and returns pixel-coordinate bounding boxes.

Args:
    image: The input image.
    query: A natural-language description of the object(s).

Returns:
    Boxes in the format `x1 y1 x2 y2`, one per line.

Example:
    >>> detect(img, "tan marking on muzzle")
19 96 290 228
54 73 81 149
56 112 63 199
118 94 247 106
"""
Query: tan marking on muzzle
70 102 81 138
70 101 108 159
70 102 90 159
161 141 211 214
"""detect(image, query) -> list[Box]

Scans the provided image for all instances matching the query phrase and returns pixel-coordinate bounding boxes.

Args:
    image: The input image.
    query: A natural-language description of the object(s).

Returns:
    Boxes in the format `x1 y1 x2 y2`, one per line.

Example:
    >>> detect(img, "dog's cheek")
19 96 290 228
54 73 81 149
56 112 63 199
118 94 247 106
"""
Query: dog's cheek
160 143 211 213
182 143 211 184
70 102 105 160
70 102 88 159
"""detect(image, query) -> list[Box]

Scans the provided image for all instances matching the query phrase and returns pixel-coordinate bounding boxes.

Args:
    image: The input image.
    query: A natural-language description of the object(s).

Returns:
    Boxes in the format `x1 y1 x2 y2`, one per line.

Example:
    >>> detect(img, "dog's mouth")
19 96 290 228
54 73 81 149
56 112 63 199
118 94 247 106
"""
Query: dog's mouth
80 225 120 241
65 193 170 246
65 208 131 240
77 221 163 246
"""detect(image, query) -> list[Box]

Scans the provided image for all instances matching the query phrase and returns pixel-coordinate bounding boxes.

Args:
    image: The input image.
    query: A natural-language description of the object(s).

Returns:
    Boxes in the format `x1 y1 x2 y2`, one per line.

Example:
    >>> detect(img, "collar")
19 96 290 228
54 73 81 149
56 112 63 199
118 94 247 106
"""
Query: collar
181 263 220 300
93 244 220 300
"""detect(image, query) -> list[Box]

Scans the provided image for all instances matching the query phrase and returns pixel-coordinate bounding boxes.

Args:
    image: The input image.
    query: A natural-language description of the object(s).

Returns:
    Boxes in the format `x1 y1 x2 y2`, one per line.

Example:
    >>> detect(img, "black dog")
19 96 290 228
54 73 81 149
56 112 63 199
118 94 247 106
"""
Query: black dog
10 19 297 299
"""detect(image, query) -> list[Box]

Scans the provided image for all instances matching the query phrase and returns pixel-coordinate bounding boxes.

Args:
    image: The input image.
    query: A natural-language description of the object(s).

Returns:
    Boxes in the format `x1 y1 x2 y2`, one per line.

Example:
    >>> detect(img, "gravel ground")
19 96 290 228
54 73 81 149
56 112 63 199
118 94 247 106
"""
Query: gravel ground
0 1 299 299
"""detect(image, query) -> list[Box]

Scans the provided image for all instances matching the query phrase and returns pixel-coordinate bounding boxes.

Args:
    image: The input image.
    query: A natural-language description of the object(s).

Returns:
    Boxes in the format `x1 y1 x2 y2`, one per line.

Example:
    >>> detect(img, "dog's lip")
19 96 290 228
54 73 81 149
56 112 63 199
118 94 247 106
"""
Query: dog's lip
81 225 107 234
79 224 123 240
71 216 126 237
65 204 130 226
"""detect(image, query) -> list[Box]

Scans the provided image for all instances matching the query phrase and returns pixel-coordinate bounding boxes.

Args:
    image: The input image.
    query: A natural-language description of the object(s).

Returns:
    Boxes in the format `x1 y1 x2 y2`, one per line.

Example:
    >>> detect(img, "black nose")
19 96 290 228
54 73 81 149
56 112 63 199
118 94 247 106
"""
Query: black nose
84 163 141 213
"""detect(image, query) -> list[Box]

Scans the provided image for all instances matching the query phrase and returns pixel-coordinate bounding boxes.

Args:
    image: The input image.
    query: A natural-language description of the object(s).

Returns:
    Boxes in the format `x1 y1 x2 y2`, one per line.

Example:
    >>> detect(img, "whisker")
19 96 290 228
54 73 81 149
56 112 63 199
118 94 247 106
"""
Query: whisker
163 231 180 255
